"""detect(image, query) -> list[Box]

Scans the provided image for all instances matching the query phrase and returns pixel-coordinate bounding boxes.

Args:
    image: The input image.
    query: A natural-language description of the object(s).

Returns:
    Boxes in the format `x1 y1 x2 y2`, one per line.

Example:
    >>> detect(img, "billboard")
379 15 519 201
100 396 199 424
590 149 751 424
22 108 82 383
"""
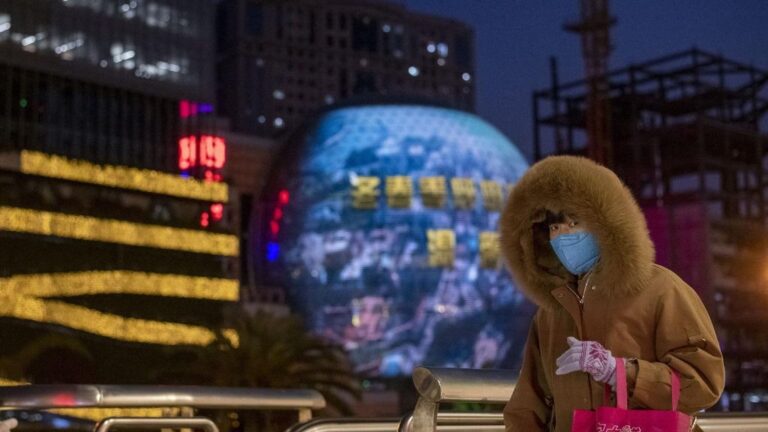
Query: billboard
270 104 533 377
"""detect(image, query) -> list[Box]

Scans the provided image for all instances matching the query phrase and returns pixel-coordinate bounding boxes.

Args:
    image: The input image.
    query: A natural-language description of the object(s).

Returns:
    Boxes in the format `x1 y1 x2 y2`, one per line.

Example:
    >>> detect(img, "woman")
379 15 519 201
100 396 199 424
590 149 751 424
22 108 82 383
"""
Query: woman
500 156 724 432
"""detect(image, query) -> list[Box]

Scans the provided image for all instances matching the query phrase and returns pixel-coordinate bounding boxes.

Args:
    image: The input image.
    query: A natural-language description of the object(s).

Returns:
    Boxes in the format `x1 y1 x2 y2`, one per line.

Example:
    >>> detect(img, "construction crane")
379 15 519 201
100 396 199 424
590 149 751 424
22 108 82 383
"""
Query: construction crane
564 0 616 167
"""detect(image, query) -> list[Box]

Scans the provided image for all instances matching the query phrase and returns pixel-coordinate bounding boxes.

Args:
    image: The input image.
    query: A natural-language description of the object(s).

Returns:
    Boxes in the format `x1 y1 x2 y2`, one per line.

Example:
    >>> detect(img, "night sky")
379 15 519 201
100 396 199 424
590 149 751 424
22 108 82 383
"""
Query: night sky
397 0 768 162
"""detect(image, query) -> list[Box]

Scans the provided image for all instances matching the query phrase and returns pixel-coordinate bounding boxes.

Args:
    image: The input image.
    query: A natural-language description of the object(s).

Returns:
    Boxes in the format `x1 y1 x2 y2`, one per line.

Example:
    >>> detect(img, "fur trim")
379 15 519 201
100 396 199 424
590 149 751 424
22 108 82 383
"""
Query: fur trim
500 156 655 309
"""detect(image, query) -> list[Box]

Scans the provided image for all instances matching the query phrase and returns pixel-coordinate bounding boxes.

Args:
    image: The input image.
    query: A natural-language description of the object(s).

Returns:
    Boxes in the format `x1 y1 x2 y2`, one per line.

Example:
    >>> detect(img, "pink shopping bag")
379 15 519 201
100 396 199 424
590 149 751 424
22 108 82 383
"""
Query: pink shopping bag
572 357 693 432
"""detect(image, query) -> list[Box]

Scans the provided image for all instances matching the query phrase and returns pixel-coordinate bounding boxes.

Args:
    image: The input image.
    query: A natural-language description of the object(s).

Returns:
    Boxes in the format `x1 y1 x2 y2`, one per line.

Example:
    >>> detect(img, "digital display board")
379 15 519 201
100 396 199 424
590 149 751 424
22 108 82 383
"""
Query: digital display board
272 105 534 377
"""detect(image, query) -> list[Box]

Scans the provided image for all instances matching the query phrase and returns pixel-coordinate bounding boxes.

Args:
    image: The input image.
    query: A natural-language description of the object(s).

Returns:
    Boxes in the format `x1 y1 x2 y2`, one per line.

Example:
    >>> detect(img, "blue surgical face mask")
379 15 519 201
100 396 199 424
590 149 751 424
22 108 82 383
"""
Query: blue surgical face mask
550 232 600 275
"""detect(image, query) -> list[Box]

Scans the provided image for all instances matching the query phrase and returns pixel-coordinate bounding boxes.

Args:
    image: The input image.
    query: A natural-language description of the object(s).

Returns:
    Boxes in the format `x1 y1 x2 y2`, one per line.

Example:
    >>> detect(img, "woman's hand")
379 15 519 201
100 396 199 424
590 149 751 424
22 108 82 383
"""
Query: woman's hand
555 337 617 387
0 418 18 432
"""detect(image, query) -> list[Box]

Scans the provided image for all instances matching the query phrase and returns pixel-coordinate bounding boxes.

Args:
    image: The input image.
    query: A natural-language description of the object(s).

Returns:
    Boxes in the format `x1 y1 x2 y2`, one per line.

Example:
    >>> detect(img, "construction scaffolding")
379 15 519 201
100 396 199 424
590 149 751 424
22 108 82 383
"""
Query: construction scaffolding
535 48 768 220
533 48 768 411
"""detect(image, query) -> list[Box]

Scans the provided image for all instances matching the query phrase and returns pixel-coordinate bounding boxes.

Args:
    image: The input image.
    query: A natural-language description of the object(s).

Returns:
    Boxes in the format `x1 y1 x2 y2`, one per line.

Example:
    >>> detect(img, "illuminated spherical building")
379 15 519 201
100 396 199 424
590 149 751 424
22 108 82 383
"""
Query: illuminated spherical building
265 104 532 377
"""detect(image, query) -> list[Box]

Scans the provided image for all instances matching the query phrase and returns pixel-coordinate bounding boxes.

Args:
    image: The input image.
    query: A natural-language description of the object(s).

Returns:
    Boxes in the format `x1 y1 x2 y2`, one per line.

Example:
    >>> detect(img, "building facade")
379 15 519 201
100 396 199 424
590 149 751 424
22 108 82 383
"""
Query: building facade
0 150 239 389
0 0 216 171
0 0 248 401
216 0 475 136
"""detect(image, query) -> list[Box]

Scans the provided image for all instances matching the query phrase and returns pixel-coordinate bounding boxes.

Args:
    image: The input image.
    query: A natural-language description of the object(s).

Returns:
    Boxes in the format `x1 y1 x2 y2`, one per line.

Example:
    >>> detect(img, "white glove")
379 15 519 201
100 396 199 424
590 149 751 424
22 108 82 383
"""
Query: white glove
556 337 617 387
0 418 18 432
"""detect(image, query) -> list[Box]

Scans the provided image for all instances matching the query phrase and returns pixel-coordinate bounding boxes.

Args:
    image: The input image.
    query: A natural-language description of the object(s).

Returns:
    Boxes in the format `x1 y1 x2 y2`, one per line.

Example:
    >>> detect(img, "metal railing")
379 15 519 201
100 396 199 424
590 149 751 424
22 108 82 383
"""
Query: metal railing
405 367 513 432
1 374 766 432
287 413 506 432
399 366 768 432
0 384 325 428
94 418 219 432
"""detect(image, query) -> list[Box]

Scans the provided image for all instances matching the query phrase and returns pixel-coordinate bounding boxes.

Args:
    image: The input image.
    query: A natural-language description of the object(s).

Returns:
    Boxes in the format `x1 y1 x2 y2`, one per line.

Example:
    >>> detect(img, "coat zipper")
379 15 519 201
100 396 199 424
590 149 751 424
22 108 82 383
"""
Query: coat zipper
567 274 595 409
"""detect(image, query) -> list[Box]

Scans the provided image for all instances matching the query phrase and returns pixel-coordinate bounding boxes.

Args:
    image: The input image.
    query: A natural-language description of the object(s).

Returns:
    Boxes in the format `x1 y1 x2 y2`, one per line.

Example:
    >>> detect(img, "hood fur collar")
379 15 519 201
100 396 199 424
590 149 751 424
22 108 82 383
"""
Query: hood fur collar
500 156 655 309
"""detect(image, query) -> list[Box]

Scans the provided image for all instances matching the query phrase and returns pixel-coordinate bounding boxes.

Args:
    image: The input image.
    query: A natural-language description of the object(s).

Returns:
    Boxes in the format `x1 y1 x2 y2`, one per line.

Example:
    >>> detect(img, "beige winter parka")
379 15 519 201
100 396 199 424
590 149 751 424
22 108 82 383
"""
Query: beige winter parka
500 156 725 432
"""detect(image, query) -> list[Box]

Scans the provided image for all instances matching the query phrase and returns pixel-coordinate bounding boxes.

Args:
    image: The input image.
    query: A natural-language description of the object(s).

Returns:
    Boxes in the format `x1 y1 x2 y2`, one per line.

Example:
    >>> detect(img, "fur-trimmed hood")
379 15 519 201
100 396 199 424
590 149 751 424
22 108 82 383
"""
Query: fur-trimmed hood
500 156 655 309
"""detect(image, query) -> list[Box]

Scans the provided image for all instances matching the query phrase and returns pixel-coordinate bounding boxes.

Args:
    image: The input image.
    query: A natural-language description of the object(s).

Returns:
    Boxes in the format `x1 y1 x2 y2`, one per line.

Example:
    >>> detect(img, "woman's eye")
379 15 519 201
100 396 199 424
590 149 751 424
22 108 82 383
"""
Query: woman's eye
569 221 577 228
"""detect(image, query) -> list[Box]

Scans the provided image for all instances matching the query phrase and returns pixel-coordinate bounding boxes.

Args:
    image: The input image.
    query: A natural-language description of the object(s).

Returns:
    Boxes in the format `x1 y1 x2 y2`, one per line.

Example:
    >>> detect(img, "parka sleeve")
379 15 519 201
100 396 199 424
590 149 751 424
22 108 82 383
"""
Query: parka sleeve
503 311 552 431
629 275 725 413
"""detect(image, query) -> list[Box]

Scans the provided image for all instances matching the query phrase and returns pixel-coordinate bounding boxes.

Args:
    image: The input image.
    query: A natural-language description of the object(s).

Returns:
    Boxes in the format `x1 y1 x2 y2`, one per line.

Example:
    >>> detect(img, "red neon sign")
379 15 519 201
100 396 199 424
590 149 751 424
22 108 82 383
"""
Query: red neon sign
278 190 290 205
201 135 226 169
178 136 197 170
179 135 226 172
210 203 224 221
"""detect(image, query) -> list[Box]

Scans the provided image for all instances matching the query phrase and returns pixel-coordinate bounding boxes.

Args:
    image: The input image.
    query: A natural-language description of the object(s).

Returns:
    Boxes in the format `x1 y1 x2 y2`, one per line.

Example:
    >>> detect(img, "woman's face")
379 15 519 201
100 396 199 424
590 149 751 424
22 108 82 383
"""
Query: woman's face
548 214 584 241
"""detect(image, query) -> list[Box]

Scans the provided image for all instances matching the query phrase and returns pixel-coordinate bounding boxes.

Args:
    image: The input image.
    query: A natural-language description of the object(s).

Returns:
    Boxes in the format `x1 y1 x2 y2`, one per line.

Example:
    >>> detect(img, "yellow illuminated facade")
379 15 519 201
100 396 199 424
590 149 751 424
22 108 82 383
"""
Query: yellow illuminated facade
11 151 229 202
420 176 447 208
427 229 456 267
481 181 504 211
0 207 239 256
385 176 413 208
351 176 380 209
0 295 238 347
451 177 476 209
2 271 239 301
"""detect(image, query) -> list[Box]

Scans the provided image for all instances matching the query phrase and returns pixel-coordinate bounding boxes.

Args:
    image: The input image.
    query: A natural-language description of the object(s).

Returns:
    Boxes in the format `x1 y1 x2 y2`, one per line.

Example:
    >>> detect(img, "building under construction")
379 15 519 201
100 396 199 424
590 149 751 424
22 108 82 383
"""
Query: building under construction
533 48 768 411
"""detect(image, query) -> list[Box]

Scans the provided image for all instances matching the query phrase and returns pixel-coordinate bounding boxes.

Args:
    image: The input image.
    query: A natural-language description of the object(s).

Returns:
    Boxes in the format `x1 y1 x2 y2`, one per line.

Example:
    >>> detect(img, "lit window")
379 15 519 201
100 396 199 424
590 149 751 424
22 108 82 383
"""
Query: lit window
324 95 335 105
21 35 37 46
437 58 446 66
408 66 419 77
274 117 285 128
0 14 10 37
437 42 449 57
382 24 391 33
119 1 138 19
146 2 172 28
273 89 286 100
426 42 436 54
258 115 267 124
462 72 471 82
54 33 85 55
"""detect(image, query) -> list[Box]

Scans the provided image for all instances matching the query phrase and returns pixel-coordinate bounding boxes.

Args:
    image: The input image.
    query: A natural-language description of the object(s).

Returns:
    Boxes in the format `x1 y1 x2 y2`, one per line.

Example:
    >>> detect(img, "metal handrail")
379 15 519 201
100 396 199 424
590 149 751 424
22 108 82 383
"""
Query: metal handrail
286 418 400 432
0 385 325 423
411 367 515 403
94 417 219 432
409 367 513 432
286 417 505 432
405 366 768 432
697 413 768 431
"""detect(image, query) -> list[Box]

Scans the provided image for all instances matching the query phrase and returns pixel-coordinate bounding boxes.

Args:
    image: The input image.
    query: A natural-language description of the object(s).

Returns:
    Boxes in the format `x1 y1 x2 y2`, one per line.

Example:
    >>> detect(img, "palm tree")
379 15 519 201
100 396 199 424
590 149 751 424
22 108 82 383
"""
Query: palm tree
209 312 362 416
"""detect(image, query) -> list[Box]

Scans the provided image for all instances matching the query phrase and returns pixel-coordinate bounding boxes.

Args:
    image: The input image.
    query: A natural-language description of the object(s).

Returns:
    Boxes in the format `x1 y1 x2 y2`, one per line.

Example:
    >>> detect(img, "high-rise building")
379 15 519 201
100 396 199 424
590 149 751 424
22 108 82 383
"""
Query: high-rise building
0 0 246 396
0 0 216 171
216 0 475 136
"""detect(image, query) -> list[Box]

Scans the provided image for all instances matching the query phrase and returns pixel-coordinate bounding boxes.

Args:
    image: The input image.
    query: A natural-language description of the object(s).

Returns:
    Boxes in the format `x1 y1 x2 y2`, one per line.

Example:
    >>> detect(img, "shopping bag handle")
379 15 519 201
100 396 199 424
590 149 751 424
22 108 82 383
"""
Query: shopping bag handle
613 357 681 411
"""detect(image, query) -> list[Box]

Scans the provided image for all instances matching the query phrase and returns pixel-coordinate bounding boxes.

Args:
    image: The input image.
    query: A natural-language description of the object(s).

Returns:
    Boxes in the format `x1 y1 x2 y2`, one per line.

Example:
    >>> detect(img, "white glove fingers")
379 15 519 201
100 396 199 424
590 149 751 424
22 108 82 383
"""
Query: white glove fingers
555 346 583 366
555 361 581 375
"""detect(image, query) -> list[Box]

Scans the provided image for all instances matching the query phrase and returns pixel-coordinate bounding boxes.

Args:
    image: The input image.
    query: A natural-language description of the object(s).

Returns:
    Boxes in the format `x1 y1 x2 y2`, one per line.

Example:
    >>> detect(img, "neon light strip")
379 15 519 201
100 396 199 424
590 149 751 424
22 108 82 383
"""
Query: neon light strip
0 295 239 347
2 271 239 302
16 151 228 202
0 207 239 257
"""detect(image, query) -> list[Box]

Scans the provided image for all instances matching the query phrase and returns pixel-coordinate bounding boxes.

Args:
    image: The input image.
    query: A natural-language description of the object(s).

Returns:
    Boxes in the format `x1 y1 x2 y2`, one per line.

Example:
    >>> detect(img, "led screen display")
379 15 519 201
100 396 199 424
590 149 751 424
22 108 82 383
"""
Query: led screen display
273 105 534 377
